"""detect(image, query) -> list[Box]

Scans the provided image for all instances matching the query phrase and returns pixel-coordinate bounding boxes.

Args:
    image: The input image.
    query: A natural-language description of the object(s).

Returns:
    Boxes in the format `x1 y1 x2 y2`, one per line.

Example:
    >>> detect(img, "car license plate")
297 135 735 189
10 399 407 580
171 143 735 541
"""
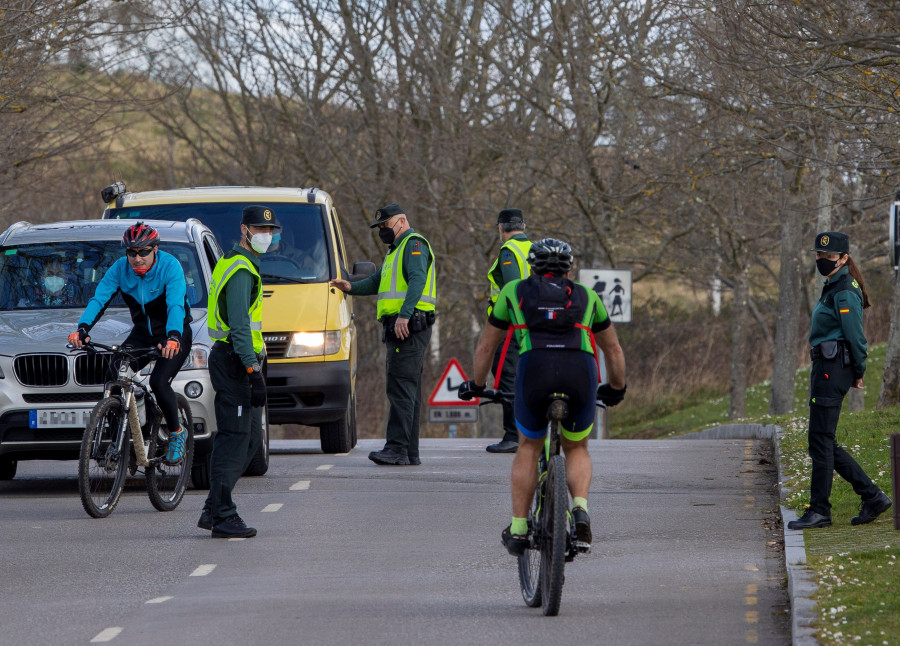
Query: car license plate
29 408 93 429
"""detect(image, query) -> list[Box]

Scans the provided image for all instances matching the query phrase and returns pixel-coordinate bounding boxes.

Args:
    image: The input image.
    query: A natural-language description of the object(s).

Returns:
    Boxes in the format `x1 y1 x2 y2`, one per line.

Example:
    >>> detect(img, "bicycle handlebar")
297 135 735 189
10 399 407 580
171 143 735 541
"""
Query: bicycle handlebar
68 341 160 360
471 388 609 409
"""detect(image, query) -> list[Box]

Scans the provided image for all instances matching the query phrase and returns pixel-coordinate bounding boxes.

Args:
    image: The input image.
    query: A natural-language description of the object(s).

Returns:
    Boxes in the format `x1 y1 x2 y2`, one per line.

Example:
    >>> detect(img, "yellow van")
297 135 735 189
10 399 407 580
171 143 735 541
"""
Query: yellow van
101 183 374 454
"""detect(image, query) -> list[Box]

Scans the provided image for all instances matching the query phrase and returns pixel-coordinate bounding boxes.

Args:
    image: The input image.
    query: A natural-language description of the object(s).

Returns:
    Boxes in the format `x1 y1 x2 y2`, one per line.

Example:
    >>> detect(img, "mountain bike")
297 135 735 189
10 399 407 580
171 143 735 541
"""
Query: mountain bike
72 341 194 518
480 389 592 616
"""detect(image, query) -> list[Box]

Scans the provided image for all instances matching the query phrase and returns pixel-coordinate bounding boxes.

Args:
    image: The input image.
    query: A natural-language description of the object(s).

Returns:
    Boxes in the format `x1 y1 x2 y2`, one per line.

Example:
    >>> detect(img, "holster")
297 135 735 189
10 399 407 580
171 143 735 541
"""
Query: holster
810 340 849 367
380 310 436 343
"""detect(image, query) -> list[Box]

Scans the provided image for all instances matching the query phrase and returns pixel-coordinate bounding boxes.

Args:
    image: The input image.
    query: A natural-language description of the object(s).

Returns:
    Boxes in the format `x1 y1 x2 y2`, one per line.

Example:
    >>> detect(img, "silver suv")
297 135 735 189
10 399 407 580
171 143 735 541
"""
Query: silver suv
0 219 266 487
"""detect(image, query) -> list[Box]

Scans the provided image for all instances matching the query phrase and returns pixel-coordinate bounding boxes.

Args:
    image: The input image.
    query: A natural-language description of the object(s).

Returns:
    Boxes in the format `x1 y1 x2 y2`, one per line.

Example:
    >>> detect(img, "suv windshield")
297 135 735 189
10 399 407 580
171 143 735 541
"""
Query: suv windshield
107 203 330 284
0 241 207 311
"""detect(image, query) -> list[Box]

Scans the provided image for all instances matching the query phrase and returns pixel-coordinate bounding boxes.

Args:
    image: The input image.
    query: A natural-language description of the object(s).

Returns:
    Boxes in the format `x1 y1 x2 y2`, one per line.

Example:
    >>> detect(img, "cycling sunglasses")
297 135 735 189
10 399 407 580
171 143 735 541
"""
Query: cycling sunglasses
126 247 155 258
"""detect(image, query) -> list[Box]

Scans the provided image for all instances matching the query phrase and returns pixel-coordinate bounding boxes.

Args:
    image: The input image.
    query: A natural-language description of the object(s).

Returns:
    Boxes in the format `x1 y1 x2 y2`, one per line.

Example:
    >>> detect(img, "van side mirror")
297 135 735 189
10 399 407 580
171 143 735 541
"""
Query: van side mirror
348 262 376 281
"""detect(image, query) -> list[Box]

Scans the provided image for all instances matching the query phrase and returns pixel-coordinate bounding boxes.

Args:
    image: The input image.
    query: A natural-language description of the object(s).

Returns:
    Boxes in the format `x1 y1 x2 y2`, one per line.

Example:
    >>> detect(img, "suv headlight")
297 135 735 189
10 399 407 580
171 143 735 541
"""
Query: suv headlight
285 331 341 358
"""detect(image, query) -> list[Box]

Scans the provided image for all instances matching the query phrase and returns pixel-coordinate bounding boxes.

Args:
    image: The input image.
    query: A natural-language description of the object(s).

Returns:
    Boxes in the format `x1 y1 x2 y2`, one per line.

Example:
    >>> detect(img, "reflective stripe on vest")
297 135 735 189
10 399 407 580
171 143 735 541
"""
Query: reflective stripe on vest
376 233 436 319
207 254 264 353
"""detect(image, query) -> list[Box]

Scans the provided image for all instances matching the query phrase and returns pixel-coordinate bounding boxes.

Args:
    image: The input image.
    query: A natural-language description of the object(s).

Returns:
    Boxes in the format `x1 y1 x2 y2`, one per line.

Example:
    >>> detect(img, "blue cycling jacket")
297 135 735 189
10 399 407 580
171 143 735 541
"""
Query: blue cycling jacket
79 250 192 338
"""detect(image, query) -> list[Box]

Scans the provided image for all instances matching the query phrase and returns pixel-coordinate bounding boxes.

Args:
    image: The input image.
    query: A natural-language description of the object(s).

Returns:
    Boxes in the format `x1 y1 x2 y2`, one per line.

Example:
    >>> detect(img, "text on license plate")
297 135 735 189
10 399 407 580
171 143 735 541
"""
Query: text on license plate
29 409 93 429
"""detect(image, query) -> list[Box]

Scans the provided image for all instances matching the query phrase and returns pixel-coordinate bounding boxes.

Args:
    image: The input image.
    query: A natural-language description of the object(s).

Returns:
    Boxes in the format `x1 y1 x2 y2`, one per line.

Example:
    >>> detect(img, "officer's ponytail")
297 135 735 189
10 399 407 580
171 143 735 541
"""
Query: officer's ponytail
845 256 871 309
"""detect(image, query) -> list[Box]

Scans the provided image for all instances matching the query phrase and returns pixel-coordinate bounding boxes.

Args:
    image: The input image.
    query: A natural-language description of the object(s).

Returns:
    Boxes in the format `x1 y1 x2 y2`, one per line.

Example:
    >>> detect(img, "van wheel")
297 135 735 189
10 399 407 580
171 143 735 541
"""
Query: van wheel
244 405 270 476
191 454 211 490
0 458 17 480
320 395 354 453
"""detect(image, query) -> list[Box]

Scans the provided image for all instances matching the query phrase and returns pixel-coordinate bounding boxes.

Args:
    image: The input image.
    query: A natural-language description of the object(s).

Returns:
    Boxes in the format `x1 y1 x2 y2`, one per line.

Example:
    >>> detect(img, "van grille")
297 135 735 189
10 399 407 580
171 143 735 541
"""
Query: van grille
14 354 68 387
75 352 114 386
262 334 289 359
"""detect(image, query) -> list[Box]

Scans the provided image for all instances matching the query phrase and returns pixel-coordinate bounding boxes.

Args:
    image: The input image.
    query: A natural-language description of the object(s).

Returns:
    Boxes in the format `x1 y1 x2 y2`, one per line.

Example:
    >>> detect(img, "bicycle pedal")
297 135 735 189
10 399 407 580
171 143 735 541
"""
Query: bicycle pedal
575 542 591 554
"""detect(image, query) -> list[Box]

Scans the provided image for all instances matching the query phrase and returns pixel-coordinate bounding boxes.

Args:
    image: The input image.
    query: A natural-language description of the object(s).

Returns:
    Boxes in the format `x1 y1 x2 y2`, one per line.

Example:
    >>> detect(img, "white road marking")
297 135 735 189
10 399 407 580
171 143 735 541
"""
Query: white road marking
91 627 123 642
145 596 172 604
290 480 310 490
316 464 333 471
334 452 349 456
189 564 217 577
262 503 283 512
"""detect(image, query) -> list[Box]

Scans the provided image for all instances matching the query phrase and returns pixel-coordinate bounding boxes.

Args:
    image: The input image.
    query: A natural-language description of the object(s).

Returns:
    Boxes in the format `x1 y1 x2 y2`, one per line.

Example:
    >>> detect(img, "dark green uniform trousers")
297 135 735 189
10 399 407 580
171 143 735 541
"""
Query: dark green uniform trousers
383 327 431 459
491 334 520 443
205 345 263 523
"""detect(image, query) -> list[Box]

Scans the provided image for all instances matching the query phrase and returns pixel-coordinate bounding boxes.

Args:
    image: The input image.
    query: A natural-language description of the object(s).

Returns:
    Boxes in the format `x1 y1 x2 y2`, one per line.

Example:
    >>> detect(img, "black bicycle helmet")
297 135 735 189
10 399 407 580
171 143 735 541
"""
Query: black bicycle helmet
122 221 160 248
528 238 574 275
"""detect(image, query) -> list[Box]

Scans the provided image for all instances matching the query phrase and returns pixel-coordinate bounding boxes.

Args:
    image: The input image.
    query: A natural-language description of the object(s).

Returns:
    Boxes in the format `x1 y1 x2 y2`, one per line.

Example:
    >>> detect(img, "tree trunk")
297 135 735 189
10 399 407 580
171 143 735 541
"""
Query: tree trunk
877 273 900 408
729 267 750 419
769 180 804 415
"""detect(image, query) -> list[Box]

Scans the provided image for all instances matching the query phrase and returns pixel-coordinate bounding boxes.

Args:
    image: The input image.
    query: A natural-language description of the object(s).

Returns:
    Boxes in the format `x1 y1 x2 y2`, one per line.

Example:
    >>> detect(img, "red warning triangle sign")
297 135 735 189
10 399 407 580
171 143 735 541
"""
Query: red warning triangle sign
428 357 479 406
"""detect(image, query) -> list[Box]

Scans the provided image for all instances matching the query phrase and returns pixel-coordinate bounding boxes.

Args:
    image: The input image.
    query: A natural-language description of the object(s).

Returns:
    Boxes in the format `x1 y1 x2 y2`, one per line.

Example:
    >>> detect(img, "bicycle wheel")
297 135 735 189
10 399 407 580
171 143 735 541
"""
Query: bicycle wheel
540 453 568 616
146 395 194 511
78 397 129 518
518 476 543 608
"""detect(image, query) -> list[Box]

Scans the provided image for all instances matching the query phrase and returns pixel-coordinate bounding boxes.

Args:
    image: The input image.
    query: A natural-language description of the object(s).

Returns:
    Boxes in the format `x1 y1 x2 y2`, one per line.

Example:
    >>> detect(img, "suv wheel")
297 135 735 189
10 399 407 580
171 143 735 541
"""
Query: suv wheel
319 394 354 453
0 458 16 480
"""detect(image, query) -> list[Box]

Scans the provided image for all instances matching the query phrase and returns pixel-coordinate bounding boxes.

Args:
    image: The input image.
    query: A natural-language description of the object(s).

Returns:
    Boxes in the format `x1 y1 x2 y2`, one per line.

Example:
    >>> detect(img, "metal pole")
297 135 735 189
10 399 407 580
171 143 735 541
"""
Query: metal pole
892 434 899 531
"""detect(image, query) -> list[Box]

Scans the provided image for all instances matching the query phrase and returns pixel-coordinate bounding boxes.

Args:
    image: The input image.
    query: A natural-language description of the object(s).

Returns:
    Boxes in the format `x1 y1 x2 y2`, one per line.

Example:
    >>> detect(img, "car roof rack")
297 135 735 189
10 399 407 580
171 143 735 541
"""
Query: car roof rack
0 221 31 246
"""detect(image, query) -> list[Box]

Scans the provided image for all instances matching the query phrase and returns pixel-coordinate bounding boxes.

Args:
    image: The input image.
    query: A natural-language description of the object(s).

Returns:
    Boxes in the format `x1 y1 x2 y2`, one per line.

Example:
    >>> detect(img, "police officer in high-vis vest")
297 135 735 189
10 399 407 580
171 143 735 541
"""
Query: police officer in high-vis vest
787 231 892 530
485 208 532 453
330 203 436 466
198 205 281 538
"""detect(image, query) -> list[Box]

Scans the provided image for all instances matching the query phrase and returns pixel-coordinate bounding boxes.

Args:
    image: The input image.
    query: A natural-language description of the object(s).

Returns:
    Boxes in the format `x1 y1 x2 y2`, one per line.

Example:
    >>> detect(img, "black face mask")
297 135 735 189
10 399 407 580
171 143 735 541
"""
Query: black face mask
816 257 839 277
378 226 396 245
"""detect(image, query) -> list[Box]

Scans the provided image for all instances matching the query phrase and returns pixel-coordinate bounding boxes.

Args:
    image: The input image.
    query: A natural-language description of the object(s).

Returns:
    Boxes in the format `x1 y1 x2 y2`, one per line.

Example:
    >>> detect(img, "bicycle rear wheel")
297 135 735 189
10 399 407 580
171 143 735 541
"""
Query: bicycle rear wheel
78 397 129 518
518 478 543 608
540 453 568 616
146 395 194 511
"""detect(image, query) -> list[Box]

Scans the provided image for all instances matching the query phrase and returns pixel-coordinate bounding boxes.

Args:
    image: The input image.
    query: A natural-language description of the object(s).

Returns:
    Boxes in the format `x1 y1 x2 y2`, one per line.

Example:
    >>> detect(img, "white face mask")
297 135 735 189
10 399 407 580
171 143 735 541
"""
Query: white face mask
43 276 65 294
245 228 273 254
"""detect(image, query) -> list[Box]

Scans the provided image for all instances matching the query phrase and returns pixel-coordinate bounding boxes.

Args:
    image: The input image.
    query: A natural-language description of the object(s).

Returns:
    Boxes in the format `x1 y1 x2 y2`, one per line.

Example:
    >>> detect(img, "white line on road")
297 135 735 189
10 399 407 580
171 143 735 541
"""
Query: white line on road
262 503 283 512
145 596 172 604
290 480 310 490
335 452 349 456
91 627 122 642
189 564 217 577
316 464 333 471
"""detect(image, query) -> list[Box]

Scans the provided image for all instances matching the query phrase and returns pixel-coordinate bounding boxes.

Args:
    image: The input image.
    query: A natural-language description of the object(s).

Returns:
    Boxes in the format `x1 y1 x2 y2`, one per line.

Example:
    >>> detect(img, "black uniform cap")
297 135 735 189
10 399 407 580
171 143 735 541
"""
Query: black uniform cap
811 231 849 254
497 208 525 225
370 203 404 228
242 205 282 230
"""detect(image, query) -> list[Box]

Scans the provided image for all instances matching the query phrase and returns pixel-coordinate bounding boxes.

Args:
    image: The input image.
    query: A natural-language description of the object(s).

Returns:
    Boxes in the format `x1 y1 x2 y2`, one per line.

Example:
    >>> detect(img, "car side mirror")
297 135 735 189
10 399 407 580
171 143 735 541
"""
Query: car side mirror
348 262 376 281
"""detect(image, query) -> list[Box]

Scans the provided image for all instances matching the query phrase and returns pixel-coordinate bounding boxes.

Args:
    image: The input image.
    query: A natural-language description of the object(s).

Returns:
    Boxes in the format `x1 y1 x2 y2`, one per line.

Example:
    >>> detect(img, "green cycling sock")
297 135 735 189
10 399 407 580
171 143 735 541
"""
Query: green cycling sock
573 497 588 512
510 517 528 536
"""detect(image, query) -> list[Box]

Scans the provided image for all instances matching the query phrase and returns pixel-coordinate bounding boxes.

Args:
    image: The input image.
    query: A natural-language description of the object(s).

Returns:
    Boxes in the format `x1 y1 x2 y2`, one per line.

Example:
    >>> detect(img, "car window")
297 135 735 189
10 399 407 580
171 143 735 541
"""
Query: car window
0 241 207 311
107 202 331 284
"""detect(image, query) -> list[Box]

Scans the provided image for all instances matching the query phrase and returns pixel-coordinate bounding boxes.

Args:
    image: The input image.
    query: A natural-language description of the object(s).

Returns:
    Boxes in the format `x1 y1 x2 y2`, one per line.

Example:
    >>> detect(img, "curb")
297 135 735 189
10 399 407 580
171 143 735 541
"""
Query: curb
679 424 819 645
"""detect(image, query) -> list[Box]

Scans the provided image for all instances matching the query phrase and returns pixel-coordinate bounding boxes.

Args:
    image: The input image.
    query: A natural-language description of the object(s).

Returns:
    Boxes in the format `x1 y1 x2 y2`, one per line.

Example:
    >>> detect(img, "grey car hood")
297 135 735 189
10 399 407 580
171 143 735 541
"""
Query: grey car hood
0 309 209 355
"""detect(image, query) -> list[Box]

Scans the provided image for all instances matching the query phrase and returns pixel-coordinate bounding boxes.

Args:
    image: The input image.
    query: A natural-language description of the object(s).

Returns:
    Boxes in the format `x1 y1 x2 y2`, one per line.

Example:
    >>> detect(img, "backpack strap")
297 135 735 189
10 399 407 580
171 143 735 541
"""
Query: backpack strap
493 324 527 389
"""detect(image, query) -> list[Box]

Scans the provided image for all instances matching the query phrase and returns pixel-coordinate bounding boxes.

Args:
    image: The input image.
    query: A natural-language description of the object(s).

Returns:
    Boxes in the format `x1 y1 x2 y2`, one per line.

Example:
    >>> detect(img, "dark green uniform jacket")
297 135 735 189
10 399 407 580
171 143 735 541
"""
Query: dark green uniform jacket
809 266 867 379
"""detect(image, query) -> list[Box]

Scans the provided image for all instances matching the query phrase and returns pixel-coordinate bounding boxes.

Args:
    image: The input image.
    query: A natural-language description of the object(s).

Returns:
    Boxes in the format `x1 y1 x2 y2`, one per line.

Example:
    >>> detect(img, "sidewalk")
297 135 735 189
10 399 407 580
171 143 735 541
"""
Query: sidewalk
680 424 819 646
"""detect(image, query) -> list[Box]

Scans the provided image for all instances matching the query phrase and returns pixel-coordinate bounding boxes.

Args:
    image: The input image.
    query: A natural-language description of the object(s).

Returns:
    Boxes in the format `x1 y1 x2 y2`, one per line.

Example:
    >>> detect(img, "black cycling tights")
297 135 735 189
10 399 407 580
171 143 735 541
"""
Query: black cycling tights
114 328 193 431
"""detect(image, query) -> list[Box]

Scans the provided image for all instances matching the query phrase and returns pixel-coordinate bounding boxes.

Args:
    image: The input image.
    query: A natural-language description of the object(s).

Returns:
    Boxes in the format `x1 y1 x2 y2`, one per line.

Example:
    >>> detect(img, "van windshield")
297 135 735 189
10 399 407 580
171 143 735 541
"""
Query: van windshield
106 203 330 284
0 241 207 311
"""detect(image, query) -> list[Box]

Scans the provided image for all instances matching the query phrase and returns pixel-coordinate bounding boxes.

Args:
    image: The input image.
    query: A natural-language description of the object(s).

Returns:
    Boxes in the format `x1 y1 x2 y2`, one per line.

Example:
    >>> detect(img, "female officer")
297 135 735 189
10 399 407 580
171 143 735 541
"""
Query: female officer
788 231 892 529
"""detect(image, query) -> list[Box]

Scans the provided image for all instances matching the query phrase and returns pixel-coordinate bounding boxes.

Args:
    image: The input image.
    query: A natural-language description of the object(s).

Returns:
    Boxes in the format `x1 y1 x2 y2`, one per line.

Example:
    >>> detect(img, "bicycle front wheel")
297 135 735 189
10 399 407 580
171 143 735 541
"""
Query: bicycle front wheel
146 395 194 511
518 478 543 608
540 453 568 616
78 397 129 518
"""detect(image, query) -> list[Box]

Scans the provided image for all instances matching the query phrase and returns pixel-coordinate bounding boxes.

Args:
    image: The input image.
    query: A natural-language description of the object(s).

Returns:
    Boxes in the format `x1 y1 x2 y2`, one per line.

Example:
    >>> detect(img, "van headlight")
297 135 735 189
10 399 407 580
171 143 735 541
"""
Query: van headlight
285 331 341 357
181 344 210 370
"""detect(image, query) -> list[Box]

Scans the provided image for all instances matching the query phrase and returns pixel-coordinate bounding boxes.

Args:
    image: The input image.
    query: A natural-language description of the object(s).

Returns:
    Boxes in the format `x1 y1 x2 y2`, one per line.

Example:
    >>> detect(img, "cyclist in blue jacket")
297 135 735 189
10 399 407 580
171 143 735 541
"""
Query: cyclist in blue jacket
68 222 193 464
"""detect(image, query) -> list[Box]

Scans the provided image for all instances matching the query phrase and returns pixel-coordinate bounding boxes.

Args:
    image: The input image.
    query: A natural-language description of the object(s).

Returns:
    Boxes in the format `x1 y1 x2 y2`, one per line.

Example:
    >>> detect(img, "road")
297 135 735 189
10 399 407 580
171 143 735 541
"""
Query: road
0 438 790 646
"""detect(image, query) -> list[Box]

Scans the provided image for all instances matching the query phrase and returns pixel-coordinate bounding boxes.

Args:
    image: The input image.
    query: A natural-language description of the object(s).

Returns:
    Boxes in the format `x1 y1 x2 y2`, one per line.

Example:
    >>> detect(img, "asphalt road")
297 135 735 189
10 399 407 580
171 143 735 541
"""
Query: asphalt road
0 438 790 646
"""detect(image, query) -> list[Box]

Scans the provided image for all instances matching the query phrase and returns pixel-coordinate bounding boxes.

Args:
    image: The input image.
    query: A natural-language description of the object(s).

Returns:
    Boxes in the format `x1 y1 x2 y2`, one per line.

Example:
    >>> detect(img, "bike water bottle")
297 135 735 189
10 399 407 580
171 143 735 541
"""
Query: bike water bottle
134 386 147 426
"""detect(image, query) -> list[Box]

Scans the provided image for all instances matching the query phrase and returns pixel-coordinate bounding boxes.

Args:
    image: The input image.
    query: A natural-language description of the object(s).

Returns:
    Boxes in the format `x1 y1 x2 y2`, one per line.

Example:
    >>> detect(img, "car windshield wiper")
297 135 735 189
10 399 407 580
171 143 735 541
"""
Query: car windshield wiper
260 272 312 285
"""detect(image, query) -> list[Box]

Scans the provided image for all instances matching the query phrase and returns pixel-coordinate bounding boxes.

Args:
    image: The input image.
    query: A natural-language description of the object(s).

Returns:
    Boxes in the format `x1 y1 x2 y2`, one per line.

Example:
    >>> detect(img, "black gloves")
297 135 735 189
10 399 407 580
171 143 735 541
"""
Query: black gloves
249 370 267 407
458 380 486 401
597 383 626 407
